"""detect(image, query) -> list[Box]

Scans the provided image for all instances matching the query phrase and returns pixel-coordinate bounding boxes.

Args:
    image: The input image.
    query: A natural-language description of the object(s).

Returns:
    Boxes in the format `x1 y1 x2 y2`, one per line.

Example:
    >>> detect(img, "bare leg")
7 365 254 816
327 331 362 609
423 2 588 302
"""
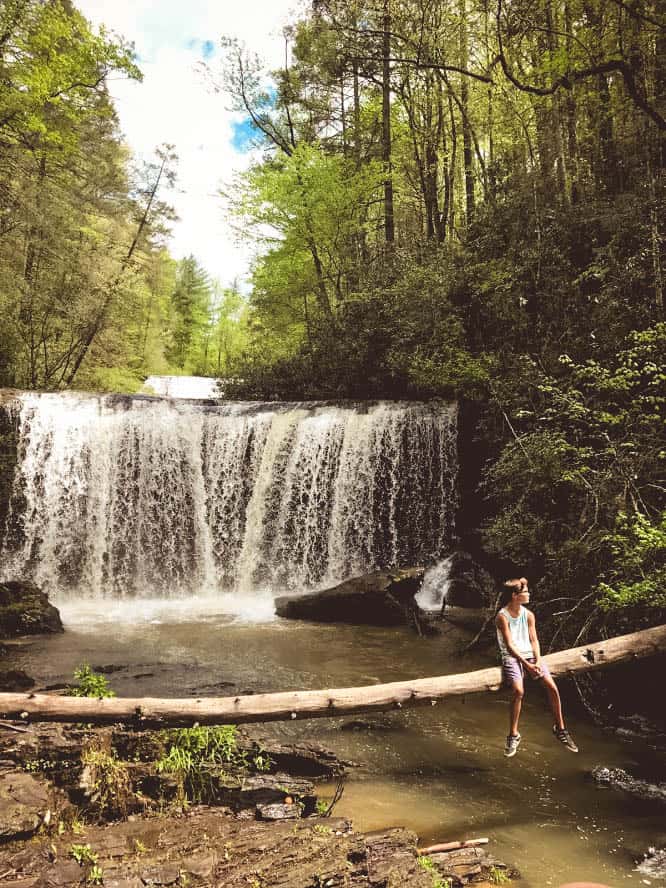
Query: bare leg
509 681 524 735
541 675 565 730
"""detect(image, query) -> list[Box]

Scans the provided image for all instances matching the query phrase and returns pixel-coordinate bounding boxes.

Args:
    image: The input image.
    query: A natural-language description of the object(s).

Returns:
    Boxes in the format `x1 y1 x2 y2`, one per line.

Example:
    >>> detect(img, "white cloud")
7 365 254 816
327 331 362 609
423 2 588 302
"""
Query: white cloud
78 0 302 287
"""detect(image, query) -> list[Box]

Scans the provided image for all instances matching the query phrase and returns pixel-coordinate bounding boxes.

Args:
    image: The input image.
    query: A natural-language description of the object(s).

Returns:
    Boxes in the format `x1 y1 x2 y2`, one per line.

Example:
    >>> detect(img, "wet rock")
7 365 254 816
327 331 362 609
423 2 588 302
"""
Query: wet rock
591 766 666 806
0 670 35 692
242 735 349 778
0 808 435 888
428 845 513 886
614 714 666 747
365 828 431 886
0 581 63 639
256 801 299 820
636 847 666 879
104 879 144 888
442 605 489 629
275 568 424 626
0 770 50 839
341 716 400 733
180 852 217 880
139 864 181 886
41 860 83 886
93 664 126 675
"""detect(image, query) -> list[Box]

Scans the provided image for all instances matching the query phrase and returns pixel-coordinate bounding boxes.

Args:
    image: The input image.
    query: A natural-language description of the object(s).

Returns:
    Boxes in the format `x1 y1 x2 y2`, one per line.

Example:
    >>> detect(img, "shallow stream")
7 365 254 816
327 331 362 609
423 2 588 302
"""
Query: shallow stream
4 600 665 888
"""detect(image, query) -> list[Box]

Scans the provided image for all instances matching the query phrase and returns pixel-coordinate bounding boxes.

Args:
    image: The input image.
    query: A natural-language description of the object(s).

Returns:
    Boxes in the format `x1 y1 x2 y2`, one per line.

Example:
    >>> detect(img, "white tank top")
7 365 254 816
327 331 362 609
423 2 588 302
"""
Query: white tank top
496 606 534 662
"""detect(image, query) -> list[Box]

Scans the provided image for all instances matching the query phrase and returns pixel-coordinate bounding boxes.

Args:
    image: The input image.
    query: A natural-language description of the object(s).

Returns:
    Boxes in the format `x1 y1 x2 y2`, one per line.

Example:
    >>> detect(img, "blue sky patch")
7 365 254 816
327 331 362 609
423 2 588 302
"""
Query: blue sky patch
201 39 215 59
231 117 258 152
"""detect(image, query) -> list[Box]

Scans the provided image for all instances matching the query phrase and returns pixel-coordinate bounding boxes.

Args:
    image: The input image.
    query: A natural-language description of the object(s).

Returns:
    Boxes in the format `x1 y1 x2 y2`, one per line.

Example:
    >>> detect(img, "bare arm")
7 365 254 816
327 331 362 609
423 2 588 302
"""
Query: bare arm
527 610 543 672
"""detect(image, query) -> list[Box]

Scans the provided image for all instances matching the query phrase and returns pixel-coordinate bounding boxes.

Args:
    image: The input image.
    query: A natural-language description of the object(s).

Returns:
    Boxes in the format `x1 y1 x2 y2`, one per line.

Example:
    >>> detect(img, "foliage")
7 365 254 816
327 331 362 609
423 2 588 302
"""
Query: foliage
69 844 98 866
67 665 115 699
488 866 511 885
481 323 666 638
80 738 132 819
156 725 271 804
417 855 452 888
86 865 104 885
596 512 666 610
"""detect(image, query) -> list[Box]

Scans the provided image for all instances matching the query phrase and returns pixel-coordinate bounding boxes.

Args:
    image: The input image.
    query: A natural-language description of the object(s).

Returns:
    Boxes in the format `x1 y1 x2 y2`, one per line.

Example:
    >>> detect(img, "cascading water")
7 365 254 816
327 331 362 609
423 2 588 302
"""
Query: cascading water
142 376 222 399
414 555 454 613
0 393 458 612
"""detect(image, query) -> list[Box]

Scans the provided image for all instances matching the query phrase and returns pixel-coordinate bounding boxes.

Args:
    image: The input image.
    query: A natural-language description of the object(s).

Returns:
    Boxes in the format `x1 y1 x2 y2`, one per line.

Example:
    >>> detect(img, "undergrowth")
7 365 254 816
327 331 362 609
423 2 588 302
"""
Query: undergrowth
67 665 115 699
156 725 272 803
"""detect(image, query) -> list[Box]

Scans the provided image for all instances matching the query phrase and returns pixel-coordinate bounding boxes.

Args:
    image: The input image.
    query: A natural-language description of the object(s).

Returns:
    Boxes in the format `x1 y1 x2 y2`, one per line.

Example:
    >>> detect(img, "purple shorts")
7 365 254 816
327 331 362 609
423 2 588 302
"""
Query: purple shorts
502 657 551 687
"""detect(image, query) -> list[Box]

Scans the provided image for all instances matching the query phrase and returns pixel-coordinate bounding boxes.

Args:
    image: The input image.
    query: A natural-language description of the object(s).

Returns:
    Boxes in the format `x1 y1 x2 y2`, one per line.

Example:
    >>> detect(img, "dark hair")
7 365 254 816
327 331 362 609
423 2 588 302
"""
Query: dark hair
498 579 522 609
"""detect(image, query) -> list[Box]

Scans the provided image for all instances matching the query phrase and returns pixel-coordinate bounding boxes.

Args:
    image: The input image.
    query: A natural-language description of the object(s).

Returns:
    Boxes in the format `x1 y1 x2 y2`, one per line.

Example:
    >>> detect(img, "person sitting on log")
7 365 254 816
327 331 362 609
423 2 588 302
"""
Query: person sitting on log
496 577 578 757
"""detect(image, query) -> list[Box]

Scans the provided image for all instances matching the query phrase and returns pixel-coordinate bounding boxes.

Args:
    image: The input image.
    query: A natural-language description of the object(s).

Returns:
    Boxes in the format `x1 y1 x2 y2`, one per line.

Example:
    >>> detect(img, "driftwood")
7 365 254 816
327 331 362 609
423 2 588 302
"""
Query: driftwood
0 625 663 729
418 838 489 854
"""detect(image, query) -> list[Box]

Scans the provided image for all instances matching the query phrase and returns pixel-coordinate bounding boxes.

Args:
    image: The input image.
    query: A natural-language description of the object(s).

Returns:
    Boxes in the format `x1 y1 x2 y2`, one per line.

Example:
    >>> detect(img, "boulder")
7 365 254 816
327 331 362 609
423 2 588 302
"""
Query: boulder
0 580 63 638
590 766 666 807
0 769 51 840
0 669 35 692
275 568 424 626
445 551 495 609
240 735 349 778
429 846 515 886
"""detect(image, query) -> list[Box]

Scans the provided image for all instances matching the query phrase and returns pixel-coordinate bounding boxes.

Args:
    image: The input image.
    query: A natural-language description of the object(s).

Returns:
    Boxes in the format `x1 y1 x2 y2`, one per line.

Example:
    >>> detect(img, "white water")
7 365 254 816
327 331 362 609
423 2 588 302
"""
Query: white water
1 393 458 611
142 376 221 399
414 555 454 612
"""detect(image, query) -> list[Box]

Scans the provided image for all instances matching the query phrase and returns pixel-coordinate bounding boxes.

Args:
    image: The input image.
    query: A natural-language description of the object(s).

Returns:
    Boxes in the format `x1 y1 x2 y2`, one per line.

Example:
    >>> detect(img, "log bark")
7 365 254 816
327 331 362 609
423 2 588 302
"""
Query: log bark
0 626 663 728
418 838 488 854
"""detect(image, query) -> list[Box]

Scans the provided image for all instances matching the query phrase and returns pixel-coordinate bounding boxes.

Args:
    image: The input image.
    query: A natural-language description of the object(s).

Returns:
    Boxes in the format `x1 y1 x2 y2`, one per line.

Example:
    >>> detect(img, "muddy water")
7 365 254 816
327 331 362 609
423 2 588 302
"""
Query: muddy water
4 603 665 888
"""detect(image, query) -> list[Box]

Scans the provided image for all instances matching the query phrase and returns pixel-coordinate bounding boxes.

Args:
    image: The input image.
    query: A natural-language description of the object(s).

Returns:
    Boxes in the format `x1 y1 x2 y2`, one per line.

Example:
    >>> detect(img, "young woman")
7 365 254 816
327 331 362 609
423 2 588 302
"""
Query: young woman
496 577 578 757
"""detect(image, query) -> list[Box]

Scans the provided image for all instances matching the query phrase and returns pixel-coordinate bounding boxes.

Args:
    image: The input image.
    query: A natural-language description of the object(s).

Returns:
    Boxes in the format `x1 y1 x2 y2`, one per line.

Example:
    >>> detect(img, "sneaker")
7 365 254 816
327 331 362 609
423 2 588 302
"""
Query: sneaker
553 725 578 752
504 733 521 757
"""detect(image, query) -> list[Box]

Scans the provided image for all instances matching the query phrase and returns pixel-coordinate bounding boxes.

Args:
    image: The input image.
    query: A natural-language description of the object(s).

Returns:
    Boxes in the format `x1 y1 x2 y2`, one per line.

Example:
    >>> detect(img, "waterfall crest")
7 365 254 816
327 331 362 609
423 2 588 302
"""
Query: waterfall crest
1 393 458 606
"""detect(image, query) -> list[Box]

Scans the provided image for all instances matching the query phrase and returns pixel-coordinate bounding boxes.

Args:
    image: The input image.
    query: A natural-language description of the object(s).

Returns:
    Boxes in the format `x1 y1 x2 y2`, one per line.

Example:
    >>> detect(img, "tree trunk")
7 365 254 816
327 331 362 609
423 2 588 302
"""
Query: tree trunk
382 0 395 243
459 0 475 223
1 625 663 728
62 154 169 387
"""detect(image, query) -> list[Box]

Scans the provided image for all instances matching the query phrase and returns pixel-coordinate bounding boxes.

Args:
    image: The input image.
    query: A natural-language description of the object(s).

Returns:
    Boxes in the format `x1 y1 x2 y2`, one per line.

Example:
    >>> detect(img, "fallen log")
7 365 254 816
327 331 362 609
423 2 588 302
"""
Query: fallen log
0 625 663 728
418 838 489 854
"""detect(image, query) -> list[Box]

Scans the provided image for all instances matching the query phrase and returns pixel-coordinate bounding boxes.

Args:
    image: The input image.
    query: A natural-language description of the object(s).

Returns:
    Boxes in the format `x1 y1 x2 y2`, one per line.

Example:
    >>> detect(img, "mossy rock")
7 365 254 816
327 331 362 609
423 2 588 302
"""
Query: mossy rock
0 580 63 639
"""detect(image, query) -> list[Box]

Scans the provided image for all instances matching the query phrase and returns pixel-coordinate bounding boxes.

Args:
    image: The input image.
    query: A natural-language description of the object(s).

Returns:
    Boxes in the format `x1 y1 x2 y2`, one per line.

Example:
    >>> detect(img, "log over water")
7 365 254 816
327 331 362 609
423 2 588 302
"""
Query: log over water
0 625 663 728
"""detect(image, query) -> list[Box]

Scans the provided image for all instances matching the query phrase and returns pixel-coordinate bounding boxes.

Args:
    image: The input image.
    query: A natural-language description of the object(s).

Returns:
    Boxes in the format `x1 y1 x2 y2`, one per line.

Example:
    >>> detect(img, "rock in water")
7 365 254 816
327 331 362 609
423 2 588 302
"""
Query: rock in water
0 669 35 691
591 766 666 807
637 847 666 879
0 580 63 638
274 568 424 625
445 550 495 609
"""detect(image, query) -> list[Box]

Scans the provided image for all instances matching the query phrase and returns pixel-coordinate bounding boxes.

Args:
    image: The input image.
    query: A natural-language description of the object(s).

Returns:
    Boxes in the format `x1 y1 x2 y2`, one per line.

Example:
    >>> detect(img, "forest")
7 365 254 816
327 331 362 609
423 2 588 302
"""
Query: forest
0 0 664 646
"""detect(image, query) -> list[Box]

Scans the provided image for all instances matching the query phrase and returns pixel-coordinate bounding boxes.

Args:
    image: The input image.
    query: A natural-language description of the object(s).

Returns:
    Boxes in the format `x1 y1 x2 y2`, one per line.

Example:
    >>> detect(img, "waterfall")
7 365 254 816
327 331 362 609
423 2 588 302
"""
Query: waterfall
414 555 454 613
0 393 458 608
142 376 222 399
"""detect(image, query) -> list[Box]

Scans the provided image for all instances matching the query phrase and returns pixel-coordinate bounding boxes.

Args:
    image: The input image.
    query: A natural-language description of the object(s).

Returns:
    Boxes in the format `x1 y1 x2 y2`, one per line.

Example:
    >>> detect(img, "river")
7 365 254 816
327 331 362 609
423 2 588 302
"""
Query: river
5 599 665 888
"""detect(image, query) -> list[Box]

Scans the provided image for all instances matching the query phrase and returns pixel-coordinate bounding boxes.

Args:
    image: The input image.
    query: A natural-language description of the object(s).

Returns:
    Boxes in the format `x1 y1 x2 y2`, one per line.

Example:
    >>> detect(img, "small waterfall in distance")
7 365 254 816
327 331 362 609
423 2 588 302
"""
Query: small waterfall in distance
142 376 221 399
414 555 454 613
1 393 458 614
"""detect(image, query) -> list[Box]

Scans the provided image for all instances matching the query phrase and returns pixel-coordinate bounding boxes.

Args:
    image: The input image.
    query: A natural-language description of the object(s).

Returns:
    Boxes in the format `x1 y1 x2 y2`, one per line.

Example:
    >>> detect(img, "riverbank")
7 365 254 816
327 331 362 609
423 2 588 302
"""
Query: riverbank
0 721 513 887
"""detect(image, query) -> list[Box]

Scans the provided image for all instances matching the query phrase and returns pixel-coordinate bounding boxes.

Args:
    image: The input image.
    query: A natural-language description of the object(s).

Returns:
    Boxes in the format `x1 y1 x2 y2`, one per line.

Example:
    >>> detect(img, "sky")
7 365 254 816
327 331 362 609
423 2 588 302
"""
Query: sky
77 0 301 289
